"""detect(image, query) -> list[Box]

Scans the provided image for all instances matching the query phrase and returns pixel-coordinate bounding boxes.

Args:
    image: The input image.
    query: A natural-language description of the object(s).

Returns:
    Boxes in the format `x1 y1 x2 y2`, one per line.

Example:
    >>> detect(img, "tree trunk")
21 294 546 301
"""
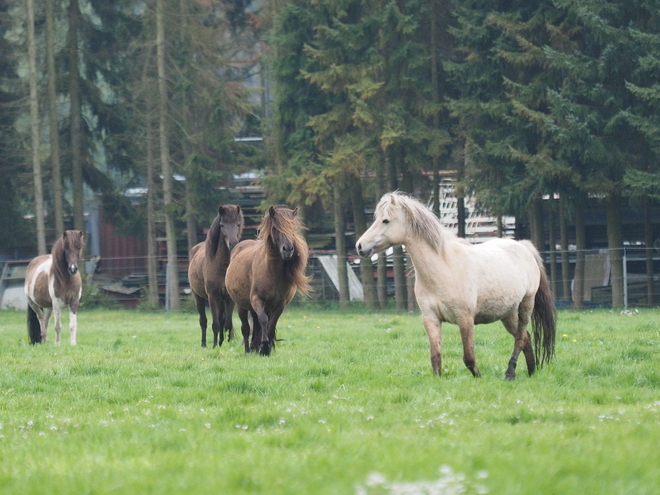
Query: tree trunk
430 0 440 218
350 179 378 309
334 180 349 308
46 0 64 237
607 194 624 308
457 144 467 238
157 0 180 310
573 198 586 309
28 0 46 254
529 194 545 252
377 159 388 308
145 81 159 308
559 194 571 302
387 146 408 311
68 0 84 232
548 195 558 299
644 195 654 306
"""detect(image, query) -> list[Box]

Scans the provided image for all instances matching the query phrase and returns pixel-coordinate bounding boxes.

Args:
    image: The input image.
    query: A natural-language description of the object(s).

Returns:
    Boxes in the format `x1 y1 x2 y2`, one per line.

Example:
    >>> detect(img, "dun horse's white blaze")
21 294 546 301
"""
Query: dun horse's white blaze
356 192 555 379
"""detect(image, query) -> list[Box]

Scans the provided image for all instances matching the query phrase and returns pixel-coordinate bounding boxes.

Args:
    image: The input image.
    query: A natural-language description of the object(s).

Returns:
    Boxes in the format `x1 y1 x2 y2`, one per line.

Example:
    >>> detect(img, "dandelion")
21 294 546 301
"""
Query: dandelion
573 339 577 343
562 334 568 338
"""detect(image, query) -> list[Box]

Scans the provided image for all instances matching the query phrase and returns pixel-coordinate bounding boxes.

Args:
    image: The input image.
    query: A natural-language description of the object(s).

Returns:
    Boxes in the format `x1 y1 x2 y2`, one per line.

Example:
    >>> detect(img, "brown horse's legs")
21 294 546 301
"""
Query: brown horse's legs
422 314 443 376
249 310 262 352
458 317 480 377
237 307 251 353
224 298 235 341
193 294 208 347
209 298 226 348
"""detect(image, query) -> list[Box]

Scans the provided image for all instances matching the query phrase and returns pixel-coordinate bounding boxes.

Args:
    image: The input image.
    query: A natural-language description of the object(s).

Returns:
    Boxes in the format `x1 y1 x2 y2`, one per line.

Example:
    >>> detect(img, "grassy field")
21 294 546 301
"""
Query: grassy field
0 305 659 494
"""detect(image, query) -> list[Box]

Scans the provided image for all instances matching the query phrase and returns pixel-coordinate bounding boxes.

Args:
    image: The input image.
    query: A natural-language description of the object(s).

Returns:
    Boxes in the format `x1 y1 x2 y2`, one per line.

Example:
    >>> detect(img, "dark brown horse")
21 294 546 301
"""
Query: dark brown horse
225 206 311 356
188 205 243 347
24 230 85 345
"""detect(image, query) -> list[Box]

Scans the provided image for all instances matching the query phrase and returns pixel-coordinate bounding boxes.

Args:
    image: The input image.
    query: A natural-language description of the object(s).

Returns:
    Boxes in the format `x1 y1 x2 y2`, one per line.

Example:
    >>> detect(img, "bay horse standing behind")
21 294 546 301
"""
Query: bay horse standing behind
188 205 243 348
356 192 556 379
24 230 85 345
225 206 311 356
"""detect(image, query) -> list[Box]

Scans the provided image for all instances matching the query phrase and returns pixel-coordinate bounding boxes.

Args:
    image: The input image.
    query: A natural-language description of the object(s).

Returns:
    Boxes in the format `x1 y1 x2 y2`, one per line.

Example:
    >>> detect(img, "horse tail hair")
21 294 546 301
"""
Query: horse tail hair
527 244 556 367
27 305 42 344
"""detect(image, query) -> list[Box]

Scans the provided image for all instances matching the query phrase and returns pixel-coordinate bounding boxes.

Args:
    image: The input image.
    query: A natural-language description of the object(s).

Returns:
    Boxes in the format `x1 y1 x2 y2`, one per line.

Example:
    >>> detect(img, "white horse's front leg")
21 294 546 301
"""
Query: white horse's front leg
53 306 62 345
422 313 443 375
69 310 77 345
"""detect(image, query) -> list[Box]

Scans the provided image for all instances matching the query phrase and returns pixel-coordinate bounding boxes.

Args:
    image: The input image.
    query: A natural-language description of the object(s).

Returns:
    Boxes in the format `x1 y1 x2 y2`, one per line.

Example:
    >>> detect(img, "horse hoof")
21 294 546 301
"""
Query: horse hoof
504 373 516 381
259 343 271 356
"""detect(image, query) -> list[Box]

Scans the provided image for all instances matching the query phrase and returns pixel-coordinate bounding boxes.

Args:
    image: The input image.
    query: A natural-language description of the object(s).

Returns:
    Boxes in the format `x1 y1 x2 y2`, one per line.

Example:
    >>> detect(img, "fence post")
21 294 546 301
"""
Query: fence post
165 260 170 317
623 247 628 311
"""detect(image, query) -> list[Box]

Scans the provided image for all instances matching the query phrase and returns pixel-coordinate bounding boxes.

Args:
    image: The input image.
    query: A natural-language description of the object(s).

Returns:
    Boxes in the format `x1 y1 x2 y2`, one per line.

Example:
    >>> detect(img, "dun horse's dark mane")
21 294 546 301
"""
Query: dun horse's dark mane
206 206 242 260
258 208 311 296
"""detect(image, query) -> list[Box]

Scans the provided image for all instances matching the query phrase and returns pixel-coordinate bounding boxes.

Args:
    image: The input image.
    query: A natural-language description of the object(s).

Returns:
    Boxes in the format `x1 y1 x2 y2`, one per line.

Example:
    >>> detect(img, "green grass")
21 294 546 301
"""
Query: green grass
0 306 659 494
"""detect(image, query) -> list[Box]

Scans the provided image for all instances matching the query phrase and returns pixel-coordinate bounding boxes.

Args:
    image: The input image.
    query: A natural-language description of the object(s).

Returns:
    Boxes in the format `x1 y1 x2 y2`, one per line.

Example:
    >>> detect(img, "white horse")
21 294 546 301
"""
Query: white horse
24 230 84 345
356 192 556 379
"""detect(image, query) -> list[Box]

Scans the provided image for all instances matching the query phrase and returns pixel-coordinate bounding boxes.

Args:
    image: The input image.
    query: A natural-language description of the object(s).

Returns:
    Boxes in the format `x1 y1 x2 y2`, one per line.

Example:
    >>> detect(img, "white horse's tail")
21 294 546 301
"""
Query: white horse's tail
521 241 556 366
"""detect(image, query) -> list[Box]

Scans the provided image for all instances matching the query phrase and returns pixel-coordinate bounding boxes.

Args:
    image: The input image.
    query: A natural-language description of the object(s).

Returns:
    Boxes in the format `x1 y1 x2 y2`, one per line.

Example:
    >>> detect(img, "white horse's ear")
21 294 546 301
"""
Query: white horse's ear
389 194 397 205
292 207 299 217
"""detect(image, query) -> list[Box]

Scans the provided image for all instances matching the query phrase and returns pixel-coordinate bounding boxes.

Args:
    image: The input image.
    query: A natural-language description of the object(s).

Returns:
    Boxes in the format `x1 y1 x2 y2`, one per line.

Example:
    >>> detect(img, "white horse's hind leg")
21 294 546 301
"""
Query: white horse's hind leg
41 308 52 343
422 314 443 375
502 298 536 380
69 310 77 345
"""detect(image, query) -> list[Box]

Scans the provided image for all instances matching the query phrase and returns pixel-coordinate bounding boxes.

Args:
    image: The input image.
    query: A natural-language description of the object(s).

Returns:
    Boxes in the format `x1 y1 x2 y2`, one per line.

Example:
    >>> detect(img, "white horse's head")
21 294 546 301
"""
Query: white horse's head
356 192 409 258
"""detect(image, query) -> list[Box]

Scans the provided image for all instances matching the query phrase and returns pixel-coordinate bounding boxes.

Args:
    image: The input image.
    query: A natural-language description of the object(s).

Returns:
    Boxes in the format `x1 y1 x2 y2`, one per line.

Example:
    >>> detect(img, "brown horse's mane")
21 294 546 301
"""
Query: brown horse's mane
51 230 84 283
206 205 243 260
257 207 311 296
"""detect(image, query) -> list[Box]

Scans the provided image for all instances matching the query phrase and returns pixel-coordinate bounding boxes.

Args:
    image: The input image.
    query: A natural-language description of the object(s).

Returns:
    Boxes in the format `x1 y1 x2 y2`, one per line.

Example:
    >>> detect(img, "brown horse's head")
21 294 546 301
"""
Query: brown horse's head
208 205 243 255
261 206 303 260
219 205 243 251
58 230 85 275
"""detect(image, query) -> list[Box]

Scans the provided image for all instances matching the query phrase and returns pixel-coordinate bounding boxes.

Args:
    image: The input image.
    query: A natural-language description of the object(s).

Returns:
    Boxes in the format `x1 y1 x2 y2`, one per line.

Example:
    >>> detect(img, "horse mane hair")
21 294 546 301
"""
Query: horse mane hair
52 230 84 278
258 207 311 296
377 191 451 251
206 205 243 259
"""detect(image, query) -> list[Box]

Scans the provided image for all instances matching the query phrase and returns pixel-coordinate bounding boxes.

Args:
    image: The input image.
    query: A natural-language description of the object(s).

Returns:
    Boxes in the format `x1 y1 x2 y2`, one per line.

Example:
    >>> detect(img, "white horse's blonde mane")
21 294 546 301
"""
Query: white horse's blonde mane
377 191 452 250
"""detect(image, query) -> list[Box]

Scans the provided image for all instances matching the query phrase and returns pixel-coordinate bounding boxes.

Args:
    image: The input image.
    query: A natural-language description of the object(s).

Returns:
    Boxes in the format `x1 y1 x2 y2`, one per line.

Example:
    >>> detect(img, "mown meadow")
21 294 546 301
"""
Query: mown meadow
0 306 659 494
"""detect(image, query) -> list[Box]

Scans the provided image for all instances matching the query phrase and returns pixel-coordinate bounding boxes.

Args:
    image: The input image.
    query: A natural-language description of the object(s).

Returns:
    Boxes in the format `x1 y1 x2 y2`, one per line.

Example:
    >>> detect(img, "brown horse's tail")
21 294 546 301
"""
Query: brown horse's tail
27 305 42 344
531 251 556 367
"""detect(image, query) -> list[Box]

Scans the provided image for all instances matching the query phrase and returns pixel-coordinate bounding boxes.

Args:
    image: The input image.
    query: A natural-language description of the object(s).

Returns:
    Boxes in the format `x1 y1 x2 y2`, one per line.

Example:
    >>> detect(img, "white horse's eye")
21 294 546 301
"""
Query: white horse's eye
382 219 390 224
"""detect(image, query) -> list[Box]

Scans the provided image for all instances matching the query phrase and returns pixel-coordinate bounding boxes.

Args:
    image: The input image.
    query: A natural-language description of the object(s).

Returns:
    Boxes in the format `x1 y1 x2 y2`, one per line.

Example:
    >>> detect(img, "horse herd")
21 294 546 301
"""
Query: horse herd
23 192 556 380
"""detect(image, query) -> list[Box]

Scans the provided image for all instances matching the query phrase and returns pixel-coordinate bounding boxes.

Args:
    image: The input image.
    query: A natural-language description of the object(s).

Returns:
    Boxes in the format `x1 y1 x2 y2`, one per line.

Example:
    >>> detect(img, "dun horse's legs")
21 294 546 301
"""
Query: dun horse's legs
458 316 480 377
422 314 443 375
194 294 208 347
237 307 251 353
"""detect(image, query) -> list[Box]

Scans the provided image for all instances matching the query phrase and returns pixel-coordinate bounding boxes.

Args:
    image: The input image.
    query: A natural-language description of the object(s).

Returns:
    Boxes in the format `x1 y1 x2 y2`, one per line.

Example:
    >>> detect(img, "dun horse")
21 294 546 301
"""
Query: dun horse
188 205 243 347
356 192 556 379
24 230 85 345
225 206 311 356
